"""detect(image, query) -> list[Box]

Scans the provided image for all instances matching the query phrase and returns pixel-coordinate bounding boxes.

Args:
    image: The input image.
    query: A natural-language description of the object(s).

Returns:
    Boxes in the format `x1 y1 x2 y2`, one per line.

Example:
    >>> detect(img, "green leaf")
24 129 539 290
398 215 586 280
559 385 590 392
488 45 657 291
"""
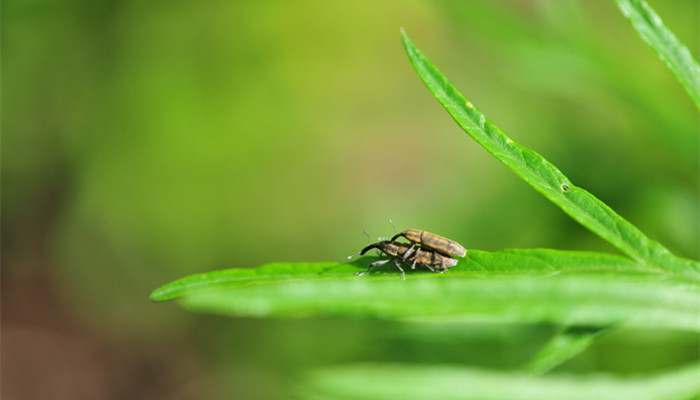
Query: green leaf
150 261 361 302
300 362 700 400
177 273 699 331
151 249 700 332
150 248 660 302
615 0 700 110
400 29 700 280
525 325 615 374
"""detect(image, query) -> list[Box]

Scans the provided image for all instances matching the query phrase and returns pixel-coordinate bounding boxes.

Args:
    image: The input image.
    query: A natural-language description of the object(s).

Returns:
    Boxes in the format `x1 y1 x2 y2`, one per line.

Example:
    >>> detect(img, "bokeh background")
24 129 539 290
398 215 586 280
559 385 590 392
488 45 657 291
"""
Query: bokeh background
4 0 698 399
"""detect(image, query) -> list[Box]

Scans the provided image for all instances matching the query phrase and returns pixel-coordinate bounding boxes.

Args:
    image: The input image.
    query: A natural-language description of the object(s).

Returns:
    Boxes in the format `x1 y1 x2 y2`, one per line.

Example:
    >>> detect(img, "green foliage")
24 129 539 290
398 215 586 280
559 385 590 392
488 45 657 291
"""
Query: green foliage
152 249 699 332
399 29 700 280
300 362 700 400
149 249 654 302
7 0 697 398
149 3 700 398
182 270 699 330
615 0 700 110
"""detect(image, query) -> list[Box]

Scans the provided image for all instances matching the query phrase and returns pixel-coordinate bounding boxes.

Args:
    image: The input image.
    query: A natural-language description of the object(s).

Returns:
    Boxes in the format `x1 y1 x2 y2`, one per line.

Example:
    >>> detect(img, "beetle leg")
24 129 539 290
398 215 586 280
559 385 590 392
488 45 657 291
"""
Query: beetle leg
371 259 392 269
403 244 415 261
411 258 417 270
393 259 406 280
356 259 390 276
423 263 436 272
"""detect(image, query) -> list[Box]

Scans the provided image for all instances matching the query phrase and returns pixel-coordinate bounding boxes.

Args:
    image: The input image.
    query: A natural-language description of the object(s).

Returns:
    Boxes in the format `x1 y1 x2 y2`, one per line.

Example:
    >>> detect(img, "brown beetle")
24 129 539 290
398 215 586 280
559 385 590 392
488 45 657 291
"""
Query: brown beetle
391 229 467 258
356 240 458 280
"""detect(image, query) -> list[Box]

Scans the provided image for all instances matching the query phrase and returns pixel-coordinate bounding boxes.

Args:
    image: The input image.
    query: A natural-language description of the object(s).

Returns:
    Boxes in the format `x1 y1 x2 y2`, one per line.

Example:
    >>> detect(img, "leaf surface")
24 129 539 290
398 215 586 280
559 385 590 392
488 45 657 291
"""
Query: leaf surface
151 248 657 302
151 249 700 332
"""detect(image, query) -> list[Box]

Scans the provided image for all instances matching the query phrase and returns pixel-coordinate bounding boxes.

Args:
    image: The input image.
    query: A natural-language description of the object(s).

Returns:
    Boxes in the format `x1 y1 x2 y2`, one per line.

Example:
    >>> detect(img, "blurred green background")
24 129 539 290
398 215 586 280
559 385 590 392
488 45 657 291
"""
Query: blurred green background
4 0 698 399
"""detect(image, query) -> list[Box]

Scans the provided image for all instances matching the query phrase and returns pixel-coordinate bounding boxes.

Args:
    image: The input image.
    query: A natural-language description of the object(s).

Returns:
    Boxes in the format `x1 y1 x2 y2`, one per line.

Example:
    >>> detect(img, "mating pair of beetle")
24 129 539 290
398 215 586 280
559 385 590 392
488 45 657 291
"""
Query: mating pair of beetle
357 229 467 280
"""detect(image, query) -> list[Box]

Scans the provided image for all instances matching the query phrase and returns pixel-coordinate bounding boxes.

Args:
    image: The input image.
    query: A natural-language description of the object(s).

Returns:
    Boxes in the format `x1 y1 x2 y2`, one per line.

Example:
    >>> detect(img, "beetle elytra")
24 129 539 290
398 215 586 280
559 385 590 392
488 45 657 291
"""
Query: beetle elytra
391 229 467 258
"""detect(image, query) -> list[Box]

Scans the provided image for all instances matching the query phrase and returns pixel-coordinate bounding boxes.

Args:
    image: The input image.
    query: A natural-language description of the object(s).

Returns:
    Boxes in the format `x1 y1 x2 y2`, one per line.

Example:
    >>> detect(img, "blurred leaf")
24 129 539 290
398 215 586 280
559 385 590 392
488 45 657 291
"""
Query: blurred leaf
300 362 700 400
615 0 700 110
525 325 615 374
400 29 700 280
151 249 700 332
437 1 698 168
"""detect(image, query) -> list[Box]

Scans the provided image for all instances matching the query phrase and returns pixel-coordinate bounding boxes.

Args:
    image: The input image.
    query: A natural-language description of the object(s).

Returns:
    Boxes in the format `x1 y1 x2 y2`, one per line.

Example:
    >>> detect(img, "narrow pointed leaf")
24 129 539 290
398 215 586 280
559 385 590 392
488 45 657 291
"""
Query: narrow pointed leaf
150 250 700 332
400 29 700 280
151 248 664 302
615 0 700 109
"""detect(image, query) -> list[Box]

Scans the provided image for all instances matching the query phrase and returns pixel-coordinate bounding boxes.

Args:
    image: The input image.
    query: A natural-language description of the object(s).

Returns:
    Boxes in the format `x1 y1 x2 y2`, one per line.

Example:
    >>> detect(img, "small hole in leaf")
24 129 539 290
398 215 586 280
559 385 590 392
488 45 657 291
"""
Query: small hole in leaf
561 184 571 192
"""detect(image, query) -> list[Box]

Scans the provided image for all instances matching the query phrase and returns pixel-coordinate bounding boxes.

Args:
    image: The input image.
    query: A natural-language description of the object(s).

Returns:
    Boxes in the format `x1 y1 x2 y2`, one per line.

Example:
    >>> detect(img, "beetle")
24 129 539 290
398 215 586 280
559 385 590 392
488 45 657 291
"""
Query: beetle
356 240 458 280
391 229 467 258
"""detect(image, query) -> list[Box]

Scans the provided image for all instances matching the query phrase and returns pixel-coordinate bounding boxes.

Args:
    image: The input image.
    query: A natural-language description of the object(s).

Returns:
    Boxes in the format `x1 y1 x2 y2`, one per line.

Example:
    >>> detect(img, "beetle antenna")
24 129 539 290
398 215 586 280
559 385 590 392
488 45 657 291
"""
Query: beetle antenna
388 219 397 234
347 230 373 260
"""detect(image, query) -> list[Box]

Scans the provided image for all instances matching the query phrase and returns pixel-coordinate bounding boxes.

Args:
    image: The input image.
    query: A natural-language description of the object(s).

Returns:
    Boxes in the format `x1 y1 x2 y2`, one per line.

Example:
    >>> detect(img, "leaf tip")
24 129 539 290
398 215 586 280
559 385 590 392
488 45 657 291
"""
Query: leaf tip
150 286 172 303
400 28 416 58
149 290 162 303
399 27 411 43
